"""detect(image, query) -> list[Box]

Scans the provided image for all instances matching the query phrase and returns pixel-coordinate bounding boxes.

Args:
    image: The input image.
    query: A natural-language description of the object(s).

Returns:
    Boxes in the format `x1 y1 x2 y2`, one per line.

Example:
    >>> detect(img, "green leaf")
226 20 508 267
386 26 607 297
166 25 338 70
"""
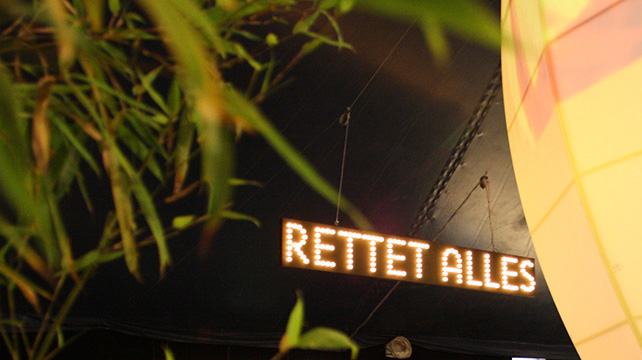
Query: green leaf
138 66 170 114
45 0 77 67
293 10 320 34
102 145 139 279
110 142 172 276
220 210 260 228
222 85 371 230
173 113 195 194
172 215 195 229
165 0 226 55
197 113 234 222
108 0 120 14
167 77 182 117
229 178 263 188
280 291 304 352
355 0 500 53
0 69 34 220
163 346 176 360
50 114 101 174
297 327 359 360
421 15 449 65
266 33 279 47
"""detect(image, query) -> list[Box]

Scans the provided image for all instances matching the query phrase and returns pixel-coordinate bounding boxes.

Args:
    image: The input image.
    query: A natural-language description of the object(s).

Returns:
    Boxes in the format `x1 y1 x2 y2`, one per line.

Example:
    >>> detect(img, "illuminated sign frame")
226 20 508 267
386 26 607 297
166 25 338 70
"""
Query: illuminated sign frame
282 219 536 296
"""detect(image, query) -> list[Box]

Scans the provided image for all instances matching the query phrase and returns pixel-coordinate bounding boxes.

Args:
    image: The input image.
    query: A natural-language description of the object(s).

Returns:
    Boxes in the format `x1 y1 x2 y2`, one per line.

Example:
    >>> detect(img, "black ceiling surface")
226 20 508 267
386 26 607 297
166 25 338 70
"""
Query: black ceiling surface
58 10 580 360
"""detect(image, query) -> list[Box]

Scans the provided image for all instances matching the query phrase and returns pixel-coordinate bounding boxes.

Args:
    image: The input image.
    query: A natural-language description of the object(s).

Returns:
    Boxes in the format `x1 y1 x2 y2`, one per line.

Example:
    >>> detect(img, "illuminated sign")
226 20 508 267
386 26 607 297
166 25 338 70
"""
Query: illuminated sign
282 219 536 296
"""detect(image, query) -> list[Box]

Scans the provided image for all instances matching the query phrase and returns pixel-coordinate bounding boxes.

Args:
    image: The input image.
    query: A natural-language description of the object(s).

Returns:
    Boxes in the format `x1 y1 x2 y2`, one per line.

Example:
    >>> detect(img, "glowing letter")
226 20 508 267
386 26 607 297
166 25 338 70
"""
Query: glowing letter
483 253 500 289
386 238 407 277
441 248 463 284
408 241 430 279
285 222 310 265
465 251 483 287
501 256 519 291
519 260 536 293
313 227 336 268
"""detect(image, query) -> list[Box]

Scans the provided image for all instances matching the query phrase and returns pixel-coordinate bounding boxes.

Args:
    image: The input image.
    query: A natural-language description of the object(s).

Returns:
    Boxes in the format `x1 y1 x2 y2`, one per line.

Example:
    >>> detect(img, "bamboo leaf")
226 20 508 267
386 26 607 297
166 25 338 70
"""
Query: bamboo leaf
222 85 371 230
172 215 195 229
163 345 176 360
102 146 140 279
31 76 56 175
50 114 101 174
421 15 449 65
280 291 304 352
84 0 105 31
165 0 226 55
0 69 33 219
45 0 77 67
293 10 320 34
196 112 234 222
137 66 170 114
42 178 77 278
0 217 51 282
136 0 223 126
355 0 500 52
108 140 172 276
173 113 195 194
297 328 359 359
220 210 260 228
229 178 262 188
0 262 53 312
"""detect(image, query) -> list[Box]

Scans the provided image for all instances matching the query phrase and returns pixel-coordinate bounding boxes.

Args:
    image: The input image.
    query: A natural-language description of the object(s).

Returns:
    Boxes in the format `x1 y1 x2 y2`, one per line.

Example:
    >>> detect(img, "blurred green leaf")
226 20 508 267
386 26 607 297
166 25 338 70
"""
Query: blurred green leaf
297 327 359 359
355 0 500 55
108 0 120 14
50 114 101 174
222 85 371 230
166 0 226 55
173 113 195 194
102 146 140 279
421 15 449 66
0 69 34 220
172 215 196 229
45 0 77 67
197 112 234 222
280 291 304 352
0 262 53 306
109 141 172 276
293 10 320 34
229 178 262 188
220 210 260 228
266 33 279 47
84 0 105 31
138 66 170 114
163 345 176 360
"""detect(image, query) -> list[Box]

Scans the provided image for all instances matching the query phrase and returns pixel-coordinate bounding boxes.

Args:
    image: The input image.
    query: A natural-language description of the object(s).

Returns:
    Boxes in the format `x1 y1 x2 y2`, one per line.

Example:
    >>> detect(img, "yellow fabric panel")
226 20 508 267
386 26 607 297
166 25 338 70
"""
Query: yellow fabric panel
506 109 572 229
582 156 642 317
532 183 626 342
501 10 520 127
576 323 642 360
557 56 642 173
539 0 618 41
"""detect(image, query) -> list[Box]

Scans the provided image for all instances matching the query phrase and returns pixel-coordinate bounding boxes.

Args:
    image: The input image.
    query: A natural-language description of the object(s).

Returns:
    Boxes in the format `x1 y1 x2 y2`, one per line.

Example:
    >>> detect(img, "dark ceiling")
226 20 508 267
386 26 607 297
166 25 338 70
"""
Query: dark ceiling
31 8 579 360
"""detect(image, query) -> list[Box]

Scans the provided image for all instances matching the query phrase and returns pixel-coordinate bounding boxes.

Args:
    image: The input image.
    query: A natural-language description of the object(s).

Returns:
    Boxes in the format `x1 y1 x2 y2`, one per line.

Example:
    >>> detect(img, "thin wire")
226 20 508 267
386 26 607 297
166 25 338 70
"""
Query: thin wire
349 19 416 110
335 114 350 225
349 177 482 339
431 182 480 243
349 280 401 339
335 20 416 225
483 177 498 252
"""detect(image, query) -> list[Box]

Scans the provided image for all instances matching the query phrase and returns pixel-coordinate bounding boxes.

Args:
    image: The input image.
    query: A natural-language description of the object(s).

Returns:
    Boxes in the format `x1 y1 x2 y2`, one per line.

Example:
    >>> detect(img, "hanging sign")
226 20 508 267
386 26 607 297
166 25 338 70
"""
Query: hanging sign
282 218 536 296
